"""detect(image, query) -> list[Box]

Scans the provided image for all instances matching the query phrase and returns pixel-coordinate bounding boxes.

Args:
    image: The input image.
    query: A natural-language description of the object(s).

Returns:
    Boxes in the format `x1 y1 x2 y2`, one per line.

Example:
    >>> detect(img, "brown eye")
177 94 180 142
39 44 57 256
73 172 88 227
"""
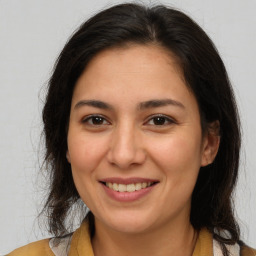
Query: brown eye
152 117 167 125
82 115 110 126
146 115 175 126
91 116 104 125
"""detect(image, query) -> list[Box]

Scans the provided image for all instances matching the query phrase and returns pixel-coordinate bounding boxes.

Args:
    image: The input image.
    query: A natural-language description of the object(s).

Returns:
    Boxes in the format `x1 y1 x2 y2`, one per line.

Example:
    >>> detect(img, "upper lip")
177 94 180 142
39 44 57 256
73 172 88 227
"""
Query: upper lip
100 177 159 185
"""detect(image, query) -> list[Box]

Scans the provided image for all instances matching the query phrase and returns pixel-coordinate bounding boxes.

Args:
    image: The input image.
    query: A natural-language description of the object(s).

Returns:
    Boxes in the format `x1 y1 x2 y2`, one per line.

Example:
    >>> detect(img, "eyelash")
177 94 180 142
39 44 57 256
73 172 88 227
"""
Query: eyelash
82 115 110 126
145 114 176 126
82 114 176 127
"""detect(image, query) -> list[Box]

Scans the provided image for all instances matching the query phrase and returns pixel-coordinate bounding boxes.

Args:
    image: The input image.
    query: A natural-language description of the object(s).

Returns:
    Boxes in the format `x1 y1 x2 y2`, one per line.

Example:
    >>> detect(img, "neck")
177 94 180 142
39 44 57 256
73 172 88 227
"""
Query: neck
92 218 198 256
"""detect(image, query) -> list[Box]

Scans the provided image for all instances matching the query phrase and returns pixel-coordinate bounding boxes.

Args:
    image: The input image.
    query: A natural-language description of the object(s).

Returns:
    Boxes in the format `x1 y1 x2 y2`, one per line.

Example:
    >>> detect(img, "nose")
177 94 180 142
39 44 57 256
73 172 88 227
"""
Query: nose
107 124 146 169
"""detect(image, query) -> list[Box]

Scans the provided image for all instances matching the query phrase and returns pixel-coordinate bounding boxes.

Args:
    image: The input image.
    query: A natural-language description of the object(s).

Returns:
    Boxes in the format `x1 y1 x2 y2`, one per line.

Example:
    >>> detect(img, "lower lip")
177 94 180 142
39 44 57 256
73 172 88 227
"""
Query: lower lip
101 183 156 202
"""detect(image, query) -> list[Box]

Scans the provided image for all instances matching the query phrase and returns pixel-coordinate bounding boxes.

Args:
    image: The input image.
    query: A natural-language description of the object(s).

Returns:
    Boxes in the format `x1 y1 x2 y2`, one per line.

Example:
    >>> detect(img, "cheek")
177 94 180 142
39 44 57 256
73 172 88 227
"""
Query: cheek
67 133 109 205
148 135 203 211
67 133 109 177
148 133 203 180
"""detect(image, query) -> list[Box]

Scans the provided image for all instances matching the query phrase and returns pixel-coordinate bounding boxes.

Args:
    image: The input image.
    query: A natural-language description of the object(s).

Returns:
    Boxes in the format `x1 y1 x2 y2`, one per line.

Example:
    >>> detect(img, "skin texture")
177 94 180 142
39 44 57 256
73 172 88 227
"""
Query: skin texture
67 45 219 256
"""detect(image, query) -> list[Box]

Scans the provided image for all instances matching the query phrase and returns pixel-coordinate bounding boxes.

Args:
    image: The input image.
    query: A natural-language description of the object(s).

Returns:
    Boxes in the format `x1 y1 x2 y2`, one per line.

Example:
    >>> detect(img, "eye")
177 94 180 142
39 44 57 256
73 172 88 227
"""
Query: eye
82 115 110 126
146 115 176 126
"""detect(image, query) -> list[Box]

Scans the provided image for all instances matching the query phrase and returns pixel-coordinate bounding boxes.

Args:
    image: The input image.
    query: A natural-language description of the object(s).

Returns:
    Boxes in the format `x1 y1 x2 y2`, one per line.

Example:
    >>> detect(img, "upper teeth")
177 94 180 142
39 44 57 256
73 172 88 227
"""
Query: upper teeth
106 182 153 192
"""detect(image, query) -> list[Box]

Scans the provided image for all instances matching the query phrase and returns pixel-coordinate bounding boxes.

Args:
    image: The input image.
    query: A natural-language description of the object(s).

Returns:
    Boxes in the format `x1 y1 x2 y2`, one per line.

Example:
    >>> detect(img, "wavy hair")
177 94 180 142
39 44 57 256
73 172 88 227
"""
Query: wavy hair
42 3 241 252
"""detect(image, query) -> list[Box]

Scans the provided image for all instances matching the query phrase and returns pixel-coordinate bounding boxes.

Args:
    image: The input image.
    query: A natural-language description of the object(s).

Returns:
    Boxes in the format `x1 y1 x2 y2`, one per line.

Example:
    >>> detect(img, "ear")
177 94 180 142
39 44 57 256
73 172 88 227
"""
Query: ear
201 121 220 167
66 150 71 163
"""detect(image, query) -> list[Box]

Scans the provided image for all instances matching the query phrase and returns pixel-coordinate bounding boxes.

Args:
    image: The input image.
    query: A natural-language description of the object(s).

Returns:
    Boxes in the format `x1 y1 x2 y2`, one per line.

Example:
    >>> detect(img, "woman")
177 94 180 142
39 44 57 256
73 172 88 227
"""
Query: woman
8 3 256 256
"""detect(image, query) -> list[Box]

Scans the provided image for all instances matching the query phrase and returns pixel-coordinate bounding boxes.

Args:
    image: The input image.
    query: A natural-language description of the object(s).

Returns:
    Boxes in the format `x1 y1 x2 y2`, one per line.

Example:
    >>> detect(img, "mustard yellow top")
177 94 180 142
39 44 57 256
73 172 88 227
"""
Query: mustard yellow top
7 221 256 256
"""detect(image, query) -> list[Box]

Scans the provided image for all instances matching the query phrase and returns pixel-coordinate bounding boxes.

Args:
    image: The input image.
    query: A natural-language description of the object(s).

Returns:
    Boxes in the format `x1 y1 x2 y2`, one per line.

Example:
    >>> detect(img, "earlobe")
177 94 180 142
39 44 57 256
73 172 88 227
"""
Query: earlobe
66 150 71 163
201 121 220 167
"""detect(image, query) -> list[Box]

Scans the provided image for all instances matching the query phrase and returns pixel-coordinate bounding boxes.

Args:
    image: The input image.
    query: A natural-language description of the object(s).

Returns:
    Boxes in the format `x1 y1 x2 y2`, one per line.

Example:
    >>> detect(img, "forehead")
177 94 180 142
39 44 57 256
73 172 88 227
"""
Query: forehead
71 44 197 112
85 44 183 78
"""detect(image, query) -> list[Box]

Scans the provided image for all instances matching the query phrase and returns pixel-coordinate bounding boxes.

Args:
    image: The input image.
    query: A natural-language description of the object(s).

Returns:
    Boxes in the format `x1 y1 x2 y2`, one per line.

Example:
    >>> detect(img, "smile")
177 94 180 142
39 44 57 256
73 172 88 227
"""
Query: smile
105 182 154 192
100 178 158 202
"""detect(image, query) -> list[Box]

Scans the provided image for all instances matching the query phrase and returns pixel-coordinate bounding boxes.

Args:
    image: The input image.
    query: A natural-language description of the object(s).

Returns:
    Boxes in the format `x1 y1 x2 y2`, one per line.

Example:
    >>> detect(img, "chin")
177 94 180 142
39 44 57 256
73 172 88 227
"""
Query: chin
110 221 152 234
99 211 157 234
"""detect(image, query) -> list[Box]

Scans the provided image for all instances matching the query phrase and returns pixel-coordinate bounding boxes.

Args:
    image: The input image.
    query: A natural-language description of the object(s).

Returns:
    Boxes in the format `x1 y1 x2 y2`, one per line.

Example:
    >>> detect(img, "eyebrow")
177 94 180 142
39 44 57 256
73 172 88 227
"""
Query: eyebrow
74 100 113 110
74 99 185 110
138 99 185 110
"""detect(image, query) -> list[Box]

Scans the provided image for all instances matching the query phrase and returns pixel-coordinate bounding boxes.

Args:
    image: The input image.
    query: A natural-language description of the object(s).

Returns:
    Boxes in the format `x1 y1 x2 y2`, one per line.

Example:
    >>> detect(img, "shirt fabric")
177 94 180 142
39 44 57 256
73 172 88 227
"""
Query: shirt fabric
7 221 256 256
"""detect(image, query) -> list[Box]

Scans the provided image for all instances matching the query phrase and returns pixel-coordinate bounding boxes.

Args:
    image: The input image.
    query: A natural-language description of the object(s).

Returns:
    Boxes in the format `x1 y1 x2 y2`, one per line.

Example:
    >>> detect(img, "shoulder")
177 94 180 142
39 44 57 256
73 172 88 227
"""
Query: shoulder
241 244 256 256
196 228 256 256
7 239 55 256
6 220 91 256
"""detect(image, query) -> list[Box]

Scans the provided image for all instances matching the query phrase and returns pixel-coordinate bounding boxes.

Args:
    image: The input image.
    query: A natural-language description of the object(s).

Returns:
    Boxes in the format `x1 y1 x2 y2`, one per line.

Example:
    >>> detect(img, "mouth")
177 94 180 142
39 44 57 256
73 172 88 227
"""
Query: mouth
100 178 159 202
101 181 157 192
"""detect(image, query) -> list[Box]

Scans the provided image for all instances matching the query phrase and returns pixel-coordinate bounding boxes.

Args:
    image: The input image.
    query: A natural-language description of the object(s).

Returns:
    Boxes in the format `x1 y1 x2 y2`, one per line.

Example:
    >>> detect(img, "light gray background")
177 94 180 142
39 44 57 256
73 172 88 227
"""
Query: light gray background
0 0 255 254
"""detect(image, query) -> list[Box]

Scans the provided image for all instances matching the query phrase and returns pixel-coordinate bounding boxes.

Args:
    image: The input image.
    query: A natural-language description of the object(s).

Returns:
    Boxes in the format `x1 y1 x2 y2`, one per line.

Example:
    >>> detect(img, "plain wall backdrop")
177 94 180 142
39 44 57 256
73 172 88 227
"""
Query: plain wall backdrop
0 0 255 253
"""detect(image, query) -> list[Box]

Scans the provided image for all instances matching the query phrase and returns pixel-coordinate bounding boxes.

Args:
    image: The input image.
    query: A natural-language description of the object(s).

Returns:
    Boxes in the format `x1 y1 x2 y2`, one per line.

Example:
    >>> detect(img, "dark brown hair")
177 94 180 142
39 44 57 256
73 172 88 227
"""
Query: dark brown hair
42 2 241 250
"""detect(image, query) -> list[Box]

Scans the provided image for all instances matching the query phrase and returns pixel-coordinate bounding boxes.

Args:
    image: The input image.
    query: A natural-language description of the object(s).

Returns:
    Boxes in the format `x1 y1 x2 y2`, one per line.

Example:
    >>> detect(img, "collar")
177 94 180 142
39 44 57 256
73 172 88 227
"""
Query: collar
68 221 94 256
55 221 239 256
193 228 213 256
69 221 214 256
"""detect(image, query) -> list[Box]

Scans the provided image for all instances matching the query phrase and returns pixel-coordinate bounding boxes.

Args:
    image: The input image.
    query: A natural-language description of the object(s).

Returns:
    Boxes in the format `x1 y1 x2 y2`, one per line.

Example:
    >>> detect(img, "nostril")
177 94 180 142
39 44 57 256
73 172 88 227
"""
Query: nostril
107 147 147 169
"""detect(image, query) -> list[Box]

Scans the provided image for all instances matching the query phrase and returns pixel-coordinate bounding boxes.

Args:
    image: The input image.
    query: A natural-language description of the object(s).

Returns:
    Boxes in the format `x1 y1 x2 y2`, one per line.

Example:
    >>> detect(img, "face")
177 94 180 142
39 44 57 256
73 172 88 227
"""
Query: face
67 45 217 235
